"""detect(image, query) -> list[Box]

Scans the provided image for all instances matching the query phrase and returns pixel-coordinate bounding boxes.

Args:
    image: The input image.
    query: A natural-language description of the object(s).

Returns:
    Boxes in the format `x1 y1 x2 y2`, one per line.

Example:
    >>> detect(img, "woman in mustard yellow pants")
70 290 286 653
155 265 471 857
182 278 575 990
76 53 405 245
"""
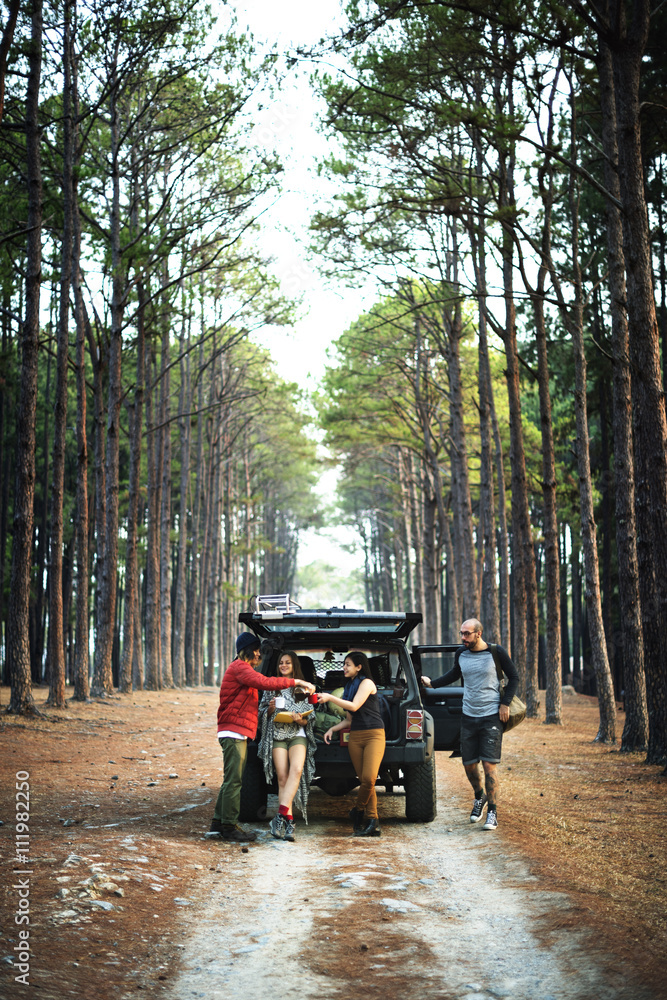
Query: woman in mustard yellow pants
318 651 385 836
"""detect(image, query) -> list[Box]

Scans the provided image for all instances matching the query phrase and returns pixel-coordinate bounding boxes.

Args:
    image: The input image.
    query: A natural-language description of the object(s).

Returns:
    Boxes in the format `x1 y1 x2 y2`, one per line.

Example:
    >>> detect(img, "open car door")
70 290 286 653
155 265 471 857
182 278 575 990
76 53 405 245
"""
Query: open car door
411 644 463 752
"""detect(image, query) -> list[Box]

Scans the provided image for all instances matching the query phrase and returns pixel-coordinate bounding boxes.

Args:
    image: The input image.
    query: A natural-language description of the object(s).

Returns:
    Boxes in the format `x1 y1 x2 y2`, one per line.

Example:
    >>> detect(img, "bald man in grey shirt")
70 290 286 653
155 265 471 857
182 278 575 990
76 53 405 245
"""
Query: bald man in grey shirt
422 618 519 831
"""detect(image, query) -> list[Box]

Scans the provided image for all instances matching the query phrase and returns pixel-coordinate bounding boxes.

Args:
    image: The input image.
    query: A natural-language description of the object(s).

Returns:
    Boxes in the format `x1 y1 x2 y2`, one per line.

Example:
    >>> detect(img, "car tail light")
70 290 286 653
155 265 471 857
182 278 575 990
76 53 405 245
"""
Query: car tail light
406 709 423 739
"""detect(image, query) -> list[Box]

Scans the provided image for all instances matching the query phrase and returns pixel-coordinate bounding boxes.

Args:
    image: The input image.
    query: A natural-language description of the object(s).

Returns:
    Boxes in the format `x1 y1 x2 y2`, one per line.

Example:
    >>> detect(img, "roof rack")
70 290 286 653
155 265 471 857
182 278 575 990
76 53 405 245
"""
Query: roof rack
252 594 302 614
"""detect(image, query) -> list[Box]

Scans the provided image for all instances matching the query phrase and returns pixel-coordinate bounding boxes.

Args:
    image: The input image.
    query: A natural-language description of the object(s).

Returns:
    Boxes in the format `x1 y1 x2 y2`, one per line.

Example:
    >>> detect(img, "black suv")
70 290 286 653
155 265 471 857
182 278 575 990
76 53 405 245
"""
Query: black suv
237 605 464 823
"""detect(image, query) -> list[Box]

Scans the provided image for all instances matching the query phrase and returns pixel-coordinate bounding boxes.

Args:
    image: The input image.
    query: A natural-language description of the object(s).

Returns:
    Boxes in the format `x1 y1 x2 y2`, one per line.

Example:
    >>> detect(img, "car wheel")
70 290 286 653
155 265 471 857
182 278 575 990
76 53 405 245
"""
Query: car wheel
404 756 437 822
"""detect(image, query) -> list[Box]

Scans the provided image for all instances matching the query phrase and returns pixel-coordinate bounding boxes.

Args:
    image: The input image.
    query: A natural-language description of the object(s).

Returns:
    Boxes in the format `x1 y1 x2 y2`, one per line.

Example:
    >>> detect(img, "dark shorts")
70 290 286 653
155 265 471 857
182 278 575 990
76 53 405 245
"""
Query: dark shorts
460 713 503 765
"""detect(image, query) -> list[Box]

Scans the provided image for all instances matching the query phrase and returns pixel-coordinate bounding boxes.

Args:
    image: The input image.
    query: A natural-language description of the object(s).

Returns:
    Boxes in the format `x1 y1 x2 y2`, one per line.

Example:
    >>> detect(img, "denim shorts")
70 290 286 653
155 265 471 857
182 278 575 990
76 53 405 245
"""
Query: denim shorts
460 713 503 764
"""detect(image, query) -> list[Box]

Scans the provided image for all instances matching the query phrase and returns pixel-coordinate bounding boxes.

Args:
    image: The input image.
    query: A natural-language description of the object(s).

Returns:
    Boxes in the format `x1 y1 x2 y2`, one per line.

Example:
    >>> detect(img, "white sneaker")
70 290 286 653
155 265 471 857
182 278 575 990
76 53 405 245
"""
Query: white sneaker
482 809 498 831
470 793 488 823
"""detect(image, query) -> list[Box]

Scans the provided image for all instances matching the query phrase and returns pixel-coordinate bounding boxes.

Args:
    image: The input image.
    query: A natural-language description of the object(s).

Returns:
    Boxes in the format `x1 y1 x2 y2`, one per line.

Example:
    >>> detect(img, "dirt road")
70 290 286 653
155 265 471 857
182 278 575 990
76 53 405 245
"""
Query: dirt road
1 689 663 1000
167 788 646 1000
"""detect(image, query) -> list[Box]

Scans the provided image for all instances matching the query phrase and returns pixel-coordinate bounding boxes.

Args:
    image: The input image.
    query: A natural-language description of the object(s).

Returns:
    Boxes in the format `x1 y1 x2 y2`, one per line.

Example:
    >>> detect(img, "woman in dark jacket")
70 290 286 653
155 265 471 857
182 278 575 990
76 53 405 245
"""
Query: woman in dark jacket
317 651 384 837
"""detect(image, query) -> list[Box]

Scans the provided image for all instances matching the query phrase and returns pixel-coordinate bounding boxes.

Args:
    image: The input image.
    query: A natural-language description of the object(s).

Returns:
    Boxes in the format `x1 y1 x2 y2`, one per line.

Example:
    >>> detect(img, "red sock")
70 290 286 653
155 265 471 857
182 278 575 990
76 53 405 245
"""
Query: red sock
279 805 289 817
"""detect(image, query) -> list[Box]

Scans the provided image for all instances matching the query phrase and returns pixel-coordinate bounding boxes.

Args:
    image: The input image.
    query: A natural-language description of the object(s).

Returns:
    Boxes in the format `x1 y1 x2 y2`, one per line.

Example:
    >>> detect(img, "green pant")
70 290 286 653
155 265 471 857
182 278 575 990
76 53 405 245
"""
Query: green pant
213 737 248 825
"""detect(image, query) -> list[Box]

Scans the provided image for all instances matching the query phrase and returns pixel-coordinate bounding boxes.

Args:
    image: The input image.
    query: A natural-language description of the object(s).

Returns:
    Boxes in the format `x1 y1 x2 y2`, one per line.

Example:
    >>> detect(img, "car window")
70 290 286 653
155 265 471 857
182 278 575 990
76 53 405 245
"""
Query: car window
418 649 461 684
265 646 408 693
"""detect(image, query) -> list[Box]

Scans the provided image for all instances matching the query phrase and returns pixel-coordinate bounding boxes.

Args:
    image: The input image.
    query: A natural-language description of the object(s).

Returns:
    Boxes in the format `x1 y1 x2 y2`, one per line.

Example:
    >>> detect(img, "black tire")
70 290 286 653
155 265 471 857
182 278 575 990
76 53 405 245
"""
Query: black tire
239 756 268 822
404 755 437 822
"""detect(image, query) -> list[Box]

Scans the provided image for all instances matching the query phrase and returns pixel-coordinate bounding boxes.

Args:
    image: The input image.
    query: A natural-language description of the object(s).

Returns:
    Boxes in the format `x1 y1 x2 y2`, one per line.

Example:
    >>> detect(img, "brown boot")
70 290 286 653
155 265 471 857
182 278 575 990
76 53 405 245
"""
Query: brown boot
220 824 256 843
204 817 227 839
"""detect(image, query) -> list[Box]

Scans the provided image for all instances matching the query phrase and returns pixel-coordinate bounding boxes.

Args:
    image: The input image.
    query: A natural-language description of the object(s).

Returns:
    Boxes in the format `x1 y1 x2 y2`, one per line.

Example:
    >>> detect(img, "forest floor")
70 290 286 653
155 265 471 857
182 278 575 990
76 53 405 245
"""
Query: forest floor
0 686 665 999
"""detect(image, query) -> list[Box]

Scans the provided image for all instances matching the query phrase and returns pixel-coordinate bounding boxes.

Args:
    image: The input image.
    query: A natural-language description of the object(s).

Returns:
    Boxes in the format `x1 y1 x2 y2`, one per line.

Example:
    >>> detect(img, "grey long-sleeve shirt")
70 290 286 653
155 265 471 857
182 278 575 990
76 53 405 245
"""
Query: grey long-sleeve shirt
430 644 519 718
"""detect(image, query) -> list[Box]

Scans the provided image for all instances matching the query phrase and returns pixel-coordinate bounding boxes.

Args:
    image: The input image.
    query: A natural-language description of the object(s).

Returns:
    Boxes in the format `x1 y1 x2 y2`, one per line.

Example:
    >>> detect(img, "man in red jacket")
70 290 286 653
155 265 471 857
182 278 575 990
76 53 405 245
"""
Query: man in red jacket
208 632 316 842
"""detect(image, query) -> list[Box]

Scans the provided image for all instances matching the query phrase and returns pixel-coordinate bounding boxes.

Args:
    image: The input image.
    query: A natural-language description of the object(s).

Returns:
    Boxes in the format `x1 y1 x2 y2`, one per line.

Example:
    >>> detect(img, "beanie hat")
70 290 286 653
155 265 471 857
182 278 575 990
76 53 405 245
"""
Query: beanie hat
236 631 260 655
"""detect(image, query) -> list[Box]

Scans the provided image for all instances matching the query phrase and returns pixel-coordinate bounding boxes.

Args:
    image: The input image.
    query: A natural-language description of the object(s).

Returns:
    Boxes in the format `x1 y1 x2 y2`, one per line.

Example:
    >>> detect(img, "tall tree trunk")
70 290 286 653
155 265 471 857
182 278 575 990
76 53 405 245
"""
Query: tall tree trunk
397 447 415 614
471 140 500 639
47 0 74 708
393 511 405 611
446 316 478 618
421 472 440 644
492 399 510 653
657 158 667 398
144 342 161 691
425 438 458 638
413 311 450 637
7 0 42 716
205 432 221 686
611 0 667 764
442 235 478 616
34 342 50 683
86 301 106 687
599 36 648 750
498 133 539 712
559 525 569 682
409 451 427 640
172 303 191 687
119 284 146 692
522 97 562 725
566 101 616 742
530 110 562 724
241 435 252 599
598 372 615 680
70 28 89 703
185 327 205 686
571 536 582 689
477 329 500 640
91 80 123 696
132 572 144 690
534 290 562 725
72 166 89 700
438 504 458 641
221 436 234 670
159 276 174 688
197 426 215 678
62 536 74 685
0 296 12 686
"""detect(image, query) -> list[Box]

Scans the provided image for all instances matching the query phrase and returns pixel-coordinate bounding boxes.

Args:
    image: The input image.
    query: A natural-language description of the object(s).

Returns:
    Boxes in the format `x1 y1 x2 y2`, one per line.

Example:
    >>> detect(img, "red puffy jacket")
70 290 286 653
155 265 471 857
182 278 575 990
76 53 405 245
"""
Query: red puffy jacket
216 658 296 739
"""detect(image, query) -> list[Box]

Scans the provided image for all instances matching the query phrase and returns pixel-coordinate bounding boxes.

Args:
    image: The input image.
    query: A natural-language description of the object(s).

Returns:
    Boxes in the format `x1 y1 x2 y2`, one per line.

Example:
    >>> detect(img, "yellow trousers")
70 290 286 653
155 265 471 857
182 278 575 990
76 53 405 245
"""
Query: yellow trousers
347 728 385 819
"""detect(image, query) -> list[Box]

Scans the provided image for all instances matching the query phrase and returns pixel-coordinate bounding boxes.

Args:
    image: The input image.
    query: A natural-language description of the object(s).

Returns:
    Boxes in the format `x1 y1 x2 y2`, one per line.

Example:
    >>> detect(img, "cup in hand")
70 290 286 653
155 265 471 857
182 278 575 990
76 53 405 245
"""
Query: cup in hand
275 696 286 710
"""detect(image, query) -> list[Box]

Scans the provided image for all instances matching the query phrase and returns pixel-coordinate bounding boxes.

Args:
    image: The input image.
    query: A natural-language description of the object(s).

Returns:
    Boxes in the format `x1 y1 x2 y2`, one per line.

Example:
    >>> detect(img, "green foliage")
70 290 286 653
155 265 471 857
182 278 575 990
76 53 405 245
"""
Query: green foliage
295 559 366 610
317 283 524 550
